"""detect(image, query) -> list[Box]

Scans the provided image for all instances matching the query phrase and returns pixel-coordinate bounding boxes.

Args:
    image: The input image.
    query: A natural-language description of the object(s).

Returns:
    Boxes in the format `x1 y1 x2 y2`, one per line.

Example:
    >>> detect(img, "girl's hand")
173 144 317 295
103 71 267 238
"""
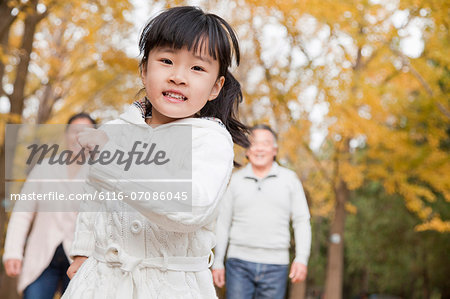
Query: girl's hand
4 259 22 277
67 256 88 279
77 128 109 152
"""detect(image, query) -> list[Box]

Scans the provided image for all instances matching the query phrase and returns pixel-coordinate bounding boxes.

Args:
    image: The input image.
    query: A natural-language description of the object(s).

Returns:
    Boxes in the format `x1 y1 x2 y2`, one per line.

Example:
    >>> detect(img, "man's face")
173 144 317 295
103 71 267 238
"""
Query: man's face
246 129 277 168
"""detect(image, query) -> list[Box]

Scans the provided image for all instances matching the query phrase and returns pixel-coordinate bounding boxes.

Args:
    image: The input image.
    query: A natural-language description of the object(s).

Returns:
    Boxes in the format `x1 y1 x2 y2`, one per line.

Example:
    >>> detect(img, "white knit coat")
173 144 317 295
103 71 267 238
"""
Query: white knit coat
62 104 234 299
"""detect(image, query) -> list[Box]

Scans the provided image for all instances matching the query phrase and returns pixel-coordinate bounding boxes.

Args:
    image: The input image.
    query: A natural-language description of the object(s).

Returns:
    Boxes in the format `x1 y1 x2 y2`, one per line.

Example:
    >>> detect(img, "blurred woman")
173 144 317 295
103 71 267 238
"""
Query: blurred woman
3 113 96 299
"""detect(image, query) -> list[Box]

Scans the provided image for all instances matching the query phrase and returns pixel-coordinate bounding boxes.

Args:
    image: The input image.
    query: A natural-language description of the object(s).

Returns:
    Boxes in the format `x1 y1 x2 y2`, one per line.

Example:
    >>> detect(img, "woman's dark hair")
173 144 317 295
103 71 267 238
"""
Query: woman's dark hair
66 112 97 129
139 6 249 148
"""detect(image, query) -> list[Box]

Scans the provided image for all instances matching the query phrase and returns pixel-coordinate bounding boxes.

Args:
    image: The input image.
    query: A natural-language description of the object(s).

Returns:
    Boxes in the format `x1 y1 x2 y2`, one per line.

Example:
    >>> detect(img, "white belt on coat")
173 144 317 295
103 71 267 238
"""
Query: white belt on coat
92 244 214 298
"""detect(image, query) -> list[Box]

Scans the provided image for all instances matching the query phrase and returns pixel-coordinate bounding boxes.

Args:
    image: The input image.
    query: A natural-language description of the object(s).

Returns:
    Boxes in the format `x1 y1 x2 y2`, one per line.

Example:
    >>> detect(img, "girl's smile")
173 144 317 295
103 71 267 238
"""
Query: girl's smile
163 90 187 103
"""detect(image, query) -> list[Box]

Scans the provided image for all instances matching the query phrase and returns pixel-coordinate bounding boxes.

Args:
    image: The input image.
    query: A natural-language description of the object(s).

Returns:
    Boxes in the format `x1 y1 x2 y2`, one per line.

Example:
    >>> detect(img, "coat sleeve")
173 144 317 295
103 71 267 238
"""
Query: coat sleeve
290 173 312 266
69 120 123 258
88 127 234 233
2 164 42 262
212 180 234 269
69 182 101 259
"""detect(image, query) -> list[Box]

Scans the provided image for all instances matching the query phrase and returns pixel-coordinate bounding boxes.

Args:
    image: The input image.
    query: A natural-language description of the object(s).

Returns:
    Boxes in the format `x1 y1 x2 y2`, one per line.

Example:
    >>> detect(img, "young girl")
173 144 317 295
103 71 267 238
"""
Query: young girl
62 6 248 299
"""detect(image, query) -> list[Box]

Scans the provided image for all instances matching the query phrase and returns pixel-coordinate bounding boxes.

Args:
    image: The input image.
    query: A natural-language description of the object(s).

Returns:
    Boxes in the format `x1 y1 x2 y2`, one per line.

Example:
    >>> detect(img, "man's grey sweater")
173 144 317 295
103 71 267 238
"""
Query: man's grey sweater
213 162 311 268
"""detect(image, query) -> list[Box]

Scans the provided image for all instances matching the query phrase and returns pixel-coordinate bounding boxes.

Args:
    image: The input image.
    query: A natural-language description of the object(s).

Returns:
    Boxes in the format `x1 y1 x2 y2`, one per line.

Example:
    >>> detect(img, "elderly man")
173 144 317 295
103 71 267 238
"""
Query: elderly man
212 124 311 299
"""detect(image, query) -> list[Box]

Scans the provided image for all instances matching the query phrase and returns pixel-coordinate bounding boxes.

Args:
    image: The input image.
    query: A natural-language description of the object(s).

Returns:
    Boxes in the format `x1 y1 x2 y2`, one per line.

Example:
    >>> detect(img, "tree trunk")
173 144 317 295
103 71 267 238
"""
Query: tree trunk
0 1 16 43
0 2 43 298
37 83 56 123
323 179 349 299
361 268 369 295
422 249 430 299
288 281 306 299
36 19 67 124
10 2 40 115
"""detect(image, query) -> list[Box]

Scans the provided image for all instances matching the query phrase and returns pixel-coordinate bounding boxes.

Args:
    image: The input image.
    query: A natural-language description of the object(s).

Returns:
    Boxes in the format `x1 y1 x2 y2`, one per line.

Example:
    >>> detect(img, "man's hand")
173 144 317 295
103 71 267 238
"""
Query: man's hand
4 259 22 277
212 268 225 288
289 262 307 283
67 256 88 279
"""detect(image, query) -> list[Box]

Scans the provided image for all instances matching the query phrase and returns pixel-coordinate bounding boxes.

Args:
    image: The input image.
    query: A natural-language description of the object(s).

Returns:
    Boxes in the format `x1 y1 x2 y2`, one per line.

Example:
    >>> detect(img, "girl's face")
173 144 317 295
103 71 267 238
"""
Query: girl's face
141 45 225 124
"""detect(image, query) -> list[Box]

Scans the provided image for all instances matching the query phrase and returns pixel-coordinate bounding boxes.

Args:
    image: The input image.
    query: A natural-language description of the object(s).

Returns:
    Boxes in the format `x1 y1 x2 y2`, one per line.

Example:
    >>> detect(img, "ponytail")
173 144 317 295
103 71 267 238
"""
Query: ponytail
199 71 249 148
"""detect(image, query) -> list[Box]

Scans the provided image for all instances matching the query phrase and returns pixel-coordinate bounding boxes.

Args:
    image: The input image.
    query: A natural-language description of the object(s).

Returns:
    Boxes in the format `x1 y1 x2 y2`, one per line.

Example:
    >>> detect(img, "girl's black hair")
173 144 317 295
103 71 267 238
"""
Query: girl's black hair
66 112 97 129
139 6 249 148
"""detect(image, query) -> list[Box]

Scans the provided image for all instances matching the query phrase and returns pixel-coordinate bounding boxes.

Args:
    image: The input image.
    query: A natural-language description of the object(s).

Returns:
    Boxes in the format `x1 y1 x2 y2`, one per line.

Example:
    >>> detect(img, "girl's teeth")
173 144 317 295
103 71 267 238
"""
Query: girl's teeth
165 92 186 100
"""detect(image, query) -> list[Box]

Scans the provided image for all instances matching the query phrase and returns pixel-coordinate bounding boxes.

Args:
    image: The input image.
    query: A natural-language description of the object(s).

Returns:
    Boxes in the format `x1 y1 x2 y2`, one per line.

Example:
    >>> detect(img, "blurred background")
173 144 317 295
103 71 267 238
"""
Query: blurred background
0 0 448 298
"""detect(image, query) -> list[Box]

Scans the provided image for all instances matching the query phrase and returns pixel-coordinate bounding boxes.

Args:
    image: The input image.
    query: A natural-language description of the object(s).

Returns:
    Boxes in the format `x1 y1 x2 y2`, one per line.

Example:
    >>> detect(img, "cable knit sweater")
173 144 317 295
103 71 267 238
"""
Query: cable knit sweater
62 104 234 299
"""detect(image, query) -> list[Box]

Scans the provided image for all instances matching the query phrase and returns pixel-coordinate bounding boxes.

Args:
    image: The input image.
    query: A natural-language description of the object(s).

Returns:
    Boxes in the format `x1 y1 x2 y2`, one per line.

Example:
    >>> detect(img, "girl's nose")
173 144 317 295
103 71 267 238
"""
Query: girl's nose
169 67 187 85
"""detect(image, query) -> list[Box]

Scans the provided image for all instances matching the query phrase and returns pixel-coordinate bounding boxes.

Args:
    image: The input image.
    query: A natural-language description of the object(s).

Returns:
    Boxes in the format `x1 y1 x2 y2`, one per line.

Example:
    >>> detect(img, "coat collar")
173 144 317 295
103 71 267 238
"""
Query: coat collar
119 103 147 125
118 102 228 132
242 161 280 180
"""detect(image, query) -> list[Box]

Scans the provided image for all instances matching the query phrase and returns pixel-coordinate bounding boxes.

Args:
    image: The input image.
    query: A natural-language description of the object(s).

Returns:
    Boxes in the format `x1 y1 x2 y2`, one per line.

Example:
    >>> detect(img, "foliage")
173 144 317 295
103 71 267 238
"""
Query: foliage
0 0 139 126
345 182 450 297
0 0 448 297
233 0 450 231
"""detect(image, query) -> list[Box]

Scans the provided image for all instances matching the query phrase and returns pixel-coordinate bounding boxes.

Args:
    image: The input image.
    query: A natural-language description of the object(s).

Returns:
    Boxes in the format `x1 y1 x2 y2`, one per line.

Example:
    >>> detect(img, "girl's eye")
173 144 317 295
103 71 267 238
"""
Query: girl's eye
160 59 172 65
192 66 205 71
